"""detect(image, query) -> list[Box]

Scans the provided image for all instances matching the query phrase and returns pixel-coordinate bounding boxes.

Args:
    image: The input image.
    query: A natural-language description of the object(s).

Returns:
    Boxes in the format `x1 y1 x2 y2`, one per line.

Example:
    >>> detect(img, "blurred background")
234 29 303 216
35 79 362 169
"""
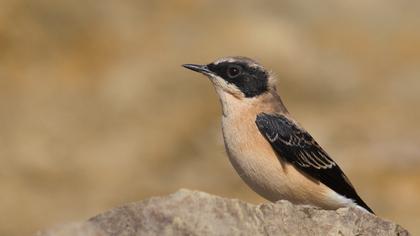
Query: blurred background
0 0 419 235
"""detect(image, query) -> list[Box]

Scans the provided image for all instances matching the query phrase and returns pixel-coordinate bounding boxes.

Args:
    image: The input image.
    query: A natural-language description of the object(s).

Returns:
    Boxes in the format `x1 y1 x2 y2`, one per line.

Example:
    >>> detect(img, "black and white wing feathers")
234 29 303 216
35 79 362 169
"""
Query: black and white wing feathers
255 113 373 214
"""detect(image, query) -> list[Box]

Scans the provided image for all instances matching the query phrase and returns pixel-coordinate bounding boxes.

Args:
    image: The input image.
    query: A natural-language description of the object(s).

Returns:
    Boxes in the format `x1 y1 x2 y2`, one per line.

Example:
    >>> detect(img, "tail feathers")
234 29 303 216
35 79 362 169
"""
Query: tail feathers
353 195 374 214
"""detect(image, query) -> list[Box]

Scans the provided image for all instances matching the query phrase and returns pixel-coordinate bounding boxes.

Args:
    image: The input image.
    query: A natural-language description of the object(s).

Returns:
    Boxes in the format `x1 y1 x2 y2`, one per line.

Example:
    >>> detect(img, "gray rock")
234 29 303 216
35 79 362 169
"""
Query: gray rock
37 189 410 236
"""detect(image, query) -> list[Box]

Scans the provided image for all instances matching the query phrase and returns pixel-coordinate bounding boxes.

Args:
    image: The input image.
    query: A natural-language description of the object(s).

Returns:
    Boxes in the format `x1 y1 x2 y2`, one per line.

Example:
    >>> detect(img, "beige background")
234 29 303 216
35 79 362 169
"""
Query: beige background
0 0 419 235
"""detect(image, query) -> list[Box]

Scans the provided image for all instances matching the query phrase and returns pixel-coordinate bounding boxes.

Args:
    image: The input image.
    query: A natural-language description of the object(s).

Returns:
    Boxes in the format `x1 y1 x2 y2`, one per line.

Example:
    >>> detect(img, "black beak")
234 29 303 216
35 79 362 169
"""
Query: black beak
182 64 213 75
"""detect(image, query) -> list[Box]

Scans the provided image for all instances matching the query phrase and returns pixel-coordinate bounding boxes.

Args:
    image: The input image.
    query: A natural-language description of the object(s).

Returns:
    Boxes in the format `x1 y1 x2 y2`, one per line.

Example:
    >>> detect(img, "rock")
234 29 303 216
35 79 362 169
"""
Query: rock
37 189 410 236
35 222 105 236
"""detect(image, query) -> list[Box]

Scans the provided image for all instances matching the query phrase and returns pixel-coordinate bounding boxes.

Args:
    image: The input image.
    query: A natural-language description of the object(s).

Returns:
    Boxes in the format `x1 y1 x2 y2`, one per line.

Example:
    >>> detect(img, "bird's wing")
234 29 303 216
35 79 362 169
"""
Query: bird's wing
255 113 373 213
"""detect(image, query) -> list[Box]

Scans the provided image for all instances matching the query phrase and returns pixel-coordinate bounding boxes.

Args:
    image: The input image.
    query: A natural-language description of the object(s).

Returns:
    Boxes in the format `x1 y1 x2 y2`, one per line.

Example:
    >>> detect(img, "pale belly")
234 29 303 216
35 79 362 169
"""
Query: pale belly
221 116 354 210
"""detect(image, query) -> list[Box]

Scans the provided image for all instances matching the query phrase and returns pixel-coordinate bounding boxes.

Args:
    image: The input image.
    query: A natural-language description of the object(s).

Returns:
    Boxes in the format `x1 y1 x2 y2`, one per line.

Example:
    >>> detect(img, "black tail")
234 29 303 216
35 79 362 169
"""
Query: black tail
353 194 375 214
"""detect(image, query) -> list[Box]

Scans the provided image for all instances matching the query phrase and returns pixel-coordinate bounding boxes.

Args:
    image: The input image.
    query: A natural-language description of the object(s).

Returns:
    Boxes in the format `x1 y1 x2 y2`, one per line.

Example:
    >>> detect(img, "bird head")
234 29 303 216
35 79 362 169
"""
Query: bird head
183 57 276 99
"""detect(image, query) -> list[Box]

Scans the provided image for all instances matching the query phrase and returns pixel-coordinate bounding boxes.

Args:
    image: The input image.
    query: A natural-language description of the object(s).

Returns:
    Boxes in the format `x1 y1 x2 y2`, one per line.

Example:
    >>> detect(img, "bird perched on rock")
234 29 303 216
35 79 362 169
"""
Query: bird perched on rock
183 57 374 214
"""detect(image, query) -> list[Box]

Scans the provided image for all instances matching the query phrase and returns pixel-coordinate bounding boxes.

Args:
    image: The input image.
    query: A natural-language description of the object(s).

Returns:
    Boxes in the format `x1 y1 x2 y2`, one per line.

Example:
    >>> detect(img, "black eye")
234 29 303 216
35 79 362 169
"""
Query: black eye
227 65 242 78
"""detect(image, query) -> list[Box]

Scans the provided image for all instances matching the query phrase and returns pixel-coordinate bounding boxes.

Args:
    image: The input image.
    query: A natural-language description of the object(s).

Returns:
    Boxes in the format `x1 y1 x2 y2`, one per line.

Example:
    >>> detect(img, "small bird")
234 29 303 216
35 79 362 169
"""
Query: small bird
182 56 374 214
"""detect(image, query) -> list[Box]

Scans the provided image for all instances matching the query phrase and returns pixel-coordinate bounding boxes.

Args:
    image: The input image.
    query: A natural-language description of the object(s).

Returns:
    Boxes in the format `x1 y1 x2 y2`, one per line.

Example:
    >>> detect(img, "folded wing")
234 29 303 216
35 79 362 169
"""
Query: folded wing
255 113 373 214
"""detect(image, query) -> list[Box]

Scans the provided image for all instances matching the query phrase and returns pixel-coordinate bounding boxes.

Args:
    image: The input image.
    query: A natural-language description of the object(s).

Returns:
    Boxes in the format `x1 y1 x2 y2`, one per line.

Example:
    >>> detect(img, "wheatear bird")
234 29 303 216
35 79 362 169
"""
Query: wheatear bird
183 56 374 214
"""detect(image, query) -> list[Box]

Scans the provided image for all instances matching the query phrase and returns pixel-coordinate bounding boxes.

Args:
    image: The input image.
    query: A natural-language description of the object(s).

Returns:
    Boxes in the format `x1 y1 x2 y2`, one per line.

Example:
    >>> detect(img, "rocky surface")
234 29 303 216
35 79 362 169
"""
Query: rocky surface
37 189 409 236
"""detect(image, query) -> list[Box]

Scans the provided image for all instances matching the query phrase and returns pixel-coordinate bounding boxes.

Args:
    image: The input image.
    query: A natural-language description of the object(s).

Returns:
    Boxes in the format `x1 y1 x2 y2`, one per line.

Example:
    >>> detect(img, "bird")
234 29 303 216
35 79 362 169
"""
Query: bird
182 56 374 214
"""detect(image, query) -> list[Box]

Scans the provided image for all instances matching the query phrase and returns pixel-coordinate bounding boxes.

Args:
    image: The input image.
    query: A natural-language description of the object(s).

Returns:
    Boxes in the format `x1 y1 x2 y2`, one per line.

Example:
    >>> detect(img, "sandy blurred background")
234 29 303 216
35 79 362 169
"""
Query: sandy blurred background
1 0 419 235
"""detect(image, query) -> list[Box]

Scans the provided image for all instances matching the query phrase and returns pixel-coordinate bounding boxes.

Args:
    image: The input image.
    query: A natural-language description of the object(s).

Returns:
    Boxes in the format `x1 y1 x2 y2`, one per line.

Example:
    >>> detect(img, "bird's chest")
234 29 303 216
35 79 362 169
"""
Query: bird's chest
221 114 288 200
222 115 268 166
